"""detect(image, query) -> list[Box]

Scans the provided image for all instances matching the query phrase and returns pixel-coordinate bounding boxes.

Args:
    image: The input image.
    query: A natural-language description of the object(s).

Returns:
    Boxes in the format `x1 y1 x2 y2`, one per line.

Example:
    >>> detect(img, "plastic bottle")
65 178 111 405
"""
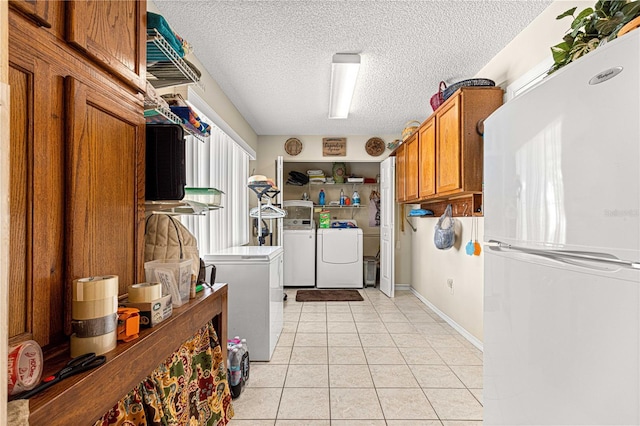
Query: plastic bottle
352 190 361 206
339 188 345 206
318 189 325 206
240 338 250 387
228 348 242 399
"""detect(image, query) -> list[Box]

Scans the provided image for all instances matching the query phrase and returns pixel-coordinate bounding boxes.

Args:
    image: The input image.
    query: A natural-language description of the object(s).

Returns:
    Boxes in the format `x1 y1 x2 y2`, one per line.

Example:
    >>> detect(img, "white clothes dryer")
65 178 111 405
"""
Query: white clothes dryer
316 220 363 288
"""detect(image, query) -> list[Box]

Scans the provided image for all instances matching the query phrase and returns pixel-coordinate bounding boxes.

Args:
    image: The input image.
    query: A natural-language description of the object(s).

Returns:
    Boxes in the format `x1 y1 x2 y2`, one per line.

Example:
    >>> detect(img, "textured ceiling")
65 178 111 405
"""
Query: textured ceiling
154 0 551 136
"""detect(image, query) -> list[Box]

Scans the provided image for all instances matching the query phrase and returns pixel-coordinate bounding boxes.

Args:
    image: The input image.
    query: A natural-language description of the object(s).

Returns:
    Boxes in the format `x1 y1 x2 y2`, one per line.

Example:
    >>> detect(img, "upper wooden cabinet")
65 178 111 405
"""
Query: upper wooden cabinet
404 132 419 202
66 1 146 92
436 87 502 196
395 87 503 211
9 0 52 28
418 117 436 199
9 0 146 92
395 142 406 202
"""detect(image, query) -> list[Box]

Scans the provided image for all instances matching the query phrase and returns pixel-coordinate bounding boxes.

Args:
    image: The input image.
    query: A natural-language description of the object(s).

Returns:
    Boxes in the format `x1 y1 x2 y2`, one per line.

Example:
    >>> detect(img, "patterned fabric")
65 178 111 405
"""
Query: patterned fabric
94 322 233 426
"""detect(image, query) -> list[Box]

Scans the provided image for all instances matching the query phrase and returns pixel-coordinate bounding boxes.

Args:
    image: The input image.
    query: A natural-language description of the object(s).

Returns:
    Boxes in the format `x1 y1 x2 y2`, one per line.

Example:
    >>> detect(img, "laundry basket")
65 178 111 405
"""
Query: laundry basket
363 256 378 287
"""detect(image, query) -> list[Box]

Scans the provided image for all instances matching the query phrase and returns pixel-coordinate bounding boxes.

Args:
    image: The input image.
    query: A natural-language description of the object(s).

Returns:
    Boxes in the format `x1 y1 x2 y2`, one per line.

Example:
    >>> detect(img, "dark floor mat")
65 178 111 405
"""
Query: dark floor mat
295 289 364 302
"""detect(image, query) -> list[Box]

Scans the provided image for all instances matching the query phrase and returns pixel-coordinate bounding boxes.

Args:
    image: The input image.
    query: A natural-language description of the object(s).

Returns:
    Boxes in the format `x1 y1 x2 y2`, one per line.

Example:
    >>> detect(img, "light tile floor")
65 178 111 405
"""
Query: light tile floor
230 288 483 425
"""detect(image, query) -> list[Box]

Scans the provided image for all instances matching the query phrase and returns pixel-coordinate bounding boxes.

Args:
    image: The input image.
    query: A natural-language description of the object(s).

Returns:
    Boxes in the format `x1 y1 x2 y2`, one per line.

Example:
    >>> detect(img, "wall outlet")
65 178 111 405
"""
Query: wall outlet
447 278 454 294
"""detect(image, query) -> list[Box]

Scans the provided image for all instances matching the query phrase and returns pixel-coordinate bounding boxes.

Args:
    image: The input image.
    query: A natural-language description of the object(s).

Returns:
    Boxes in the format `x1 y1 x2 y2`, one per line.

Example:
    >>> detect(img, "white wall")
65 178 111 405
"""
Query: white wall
256 135 412 286
475 0 594 88
409 0 593 343
412 217 485 340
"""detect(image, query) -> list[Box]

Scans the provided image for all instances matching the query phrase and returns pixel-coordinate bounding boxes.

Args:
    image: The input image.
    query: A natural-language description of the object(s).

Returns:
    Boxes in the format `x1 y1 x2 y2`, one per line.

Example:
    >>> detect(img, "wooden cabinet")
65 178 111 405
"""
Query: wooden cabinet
9 1 146 90
436 96 462 193
9 0 52 28
395 142 406 202
404 132 419 201
66 0 146 91
65 77 145 311
8 1 145 349
394 87 503 215
418 117 436 199
436 88 502 196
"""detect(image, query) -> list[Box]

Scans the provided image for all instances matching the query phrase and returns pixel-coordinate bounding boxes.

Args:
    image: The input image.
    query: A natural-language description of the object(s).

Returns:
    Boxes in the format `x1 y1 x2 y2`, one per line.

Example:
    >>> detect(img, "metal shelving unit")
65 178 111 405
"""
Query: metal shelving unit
146 28 204 90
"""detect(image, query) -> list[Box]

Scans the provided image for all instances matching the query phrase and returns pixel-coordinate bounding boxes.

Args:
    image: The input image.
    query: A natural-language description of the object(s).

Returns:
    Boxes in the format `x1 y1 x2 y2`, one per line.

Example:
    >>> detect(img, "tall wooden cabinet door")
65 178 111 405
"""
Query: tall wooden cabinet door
418 117 436 199
436 95 462 194
66 0 146 92
65 77 145 298
9 0 52 28
395 143 406 202
8 57 66 347
405 133 419 201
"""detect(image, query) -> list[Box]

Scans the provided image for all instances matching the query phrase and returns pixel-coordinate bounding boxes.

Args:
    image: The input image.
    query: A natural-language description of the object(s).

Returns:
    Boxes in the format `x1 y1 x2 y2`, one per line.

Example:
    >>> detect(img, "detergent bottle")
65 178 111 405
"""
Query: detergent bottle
318 189 325 206
352 190 361 206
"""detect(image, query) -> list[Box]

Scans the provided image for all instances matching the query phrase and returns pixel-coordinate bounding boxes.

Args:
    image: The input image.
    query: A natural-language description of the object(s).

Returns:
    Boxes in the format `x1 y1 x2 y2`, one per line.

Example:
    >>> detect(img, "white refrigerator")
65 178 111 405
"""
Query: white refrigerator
483 31 640 425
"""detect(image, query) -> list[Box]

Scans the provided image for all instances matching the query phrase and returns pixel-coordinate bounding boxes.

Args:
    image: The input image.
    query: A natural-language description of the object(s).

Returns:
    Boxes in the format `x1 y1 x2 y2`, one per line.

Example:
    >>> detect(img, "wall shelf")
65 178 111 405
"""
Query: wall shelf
145 200 222 216
143 98 208 143
314 204 367 209
146 28 204 90
420 193 483 217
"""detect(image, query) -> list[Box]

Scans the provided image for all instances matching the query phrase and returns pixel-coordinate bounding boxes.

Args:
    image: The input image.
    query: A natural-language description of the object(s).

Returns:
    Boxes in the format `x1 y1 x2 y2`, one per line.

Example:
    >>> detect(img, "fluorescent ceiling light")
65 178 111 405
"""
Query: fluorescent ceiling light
329 53 361 119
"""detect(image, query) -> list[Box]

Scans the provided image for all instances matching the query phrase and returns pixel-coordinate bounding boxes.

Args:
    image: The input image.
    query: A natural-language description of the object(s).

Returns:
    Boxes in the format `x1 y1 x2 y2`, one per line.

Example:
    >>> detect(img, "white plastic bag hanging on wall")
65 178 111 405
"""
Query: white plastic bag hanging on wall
434 204 455 250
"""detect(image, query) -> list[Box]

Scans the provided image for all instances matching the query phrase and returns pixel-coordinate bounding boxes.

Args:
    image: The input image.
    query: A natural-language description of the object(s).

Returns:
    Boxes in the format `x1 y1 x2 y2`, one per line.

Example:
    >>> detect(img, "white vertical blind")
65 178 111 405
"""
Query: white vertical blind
182 114 249 254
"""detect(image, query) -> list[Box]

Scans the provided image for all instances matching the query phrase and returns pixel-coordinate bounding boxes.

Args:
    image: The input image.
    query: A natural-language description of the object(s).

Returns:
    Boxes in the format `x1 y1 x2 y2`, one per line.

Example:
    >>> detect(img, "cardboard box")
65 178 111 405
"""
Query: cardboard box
120 294 172 327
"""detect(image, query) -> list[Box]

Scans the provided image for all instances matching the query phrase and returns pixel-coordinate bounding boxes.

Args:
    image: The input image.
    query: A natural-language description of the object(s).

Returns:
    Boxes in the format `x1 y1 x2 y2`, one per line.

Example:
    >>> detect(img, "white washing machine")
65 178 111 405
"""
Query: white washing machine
316 220 363 288
283 200 315 287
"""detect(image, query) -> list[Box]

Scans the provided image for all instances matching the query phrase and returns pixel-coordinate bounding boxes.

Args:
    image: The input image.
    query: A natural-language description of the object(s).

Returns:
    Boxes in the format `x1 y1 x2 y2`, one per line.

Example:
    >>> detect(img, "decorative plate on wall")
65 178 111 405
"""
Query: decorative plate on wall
284 137 303 156
365 137 385 156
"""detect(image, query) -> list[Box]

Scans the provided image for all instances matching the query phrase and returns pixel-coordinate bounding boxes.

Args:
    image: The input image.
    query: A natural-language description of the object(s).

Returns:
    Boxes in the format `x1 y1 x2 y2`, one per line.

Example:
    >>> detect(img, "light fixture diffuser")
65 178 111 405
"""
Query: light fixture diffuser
328 53 361 119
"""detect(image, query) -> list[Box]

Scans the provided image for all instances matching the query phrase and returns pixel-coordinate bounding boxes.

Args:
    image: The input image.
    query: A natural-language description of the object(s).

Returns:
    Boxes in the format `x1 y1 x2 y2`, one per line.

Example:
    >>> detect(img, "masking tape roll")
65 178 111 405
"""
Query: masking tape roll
128 282 162 303
72 276 119 301
72 296 118 320
70 330 117 358
7 340 43 395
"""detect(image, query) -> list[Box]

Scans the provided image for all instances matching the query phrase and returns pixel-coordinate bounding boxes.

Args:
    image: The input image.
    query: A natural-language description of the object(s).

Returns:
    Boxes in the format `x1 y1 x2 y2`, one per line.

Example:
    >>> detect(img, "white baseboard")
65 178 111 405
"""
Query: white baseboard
395 283 411 291
409 288 483 352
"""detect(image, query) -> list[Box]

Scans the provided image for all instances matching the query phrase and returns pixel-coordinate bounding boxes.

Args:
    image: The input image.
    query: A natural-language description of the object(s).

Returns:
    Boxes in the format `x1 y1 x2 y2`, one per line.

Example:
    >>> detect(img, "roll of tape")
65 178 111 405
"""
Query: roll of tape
72 313 118 338
72 296 118 320
128 282 162 303
70 330 117 358
7 340 43 395
72 276 118 301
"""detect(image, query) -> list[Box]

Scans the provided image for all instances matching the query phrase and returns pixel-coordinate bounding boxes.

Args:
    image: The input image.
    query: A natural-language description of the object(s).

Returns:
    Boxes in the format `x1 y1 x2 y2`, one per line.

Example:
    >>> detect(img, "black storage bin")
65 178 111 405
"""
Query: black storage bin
146 124 186 200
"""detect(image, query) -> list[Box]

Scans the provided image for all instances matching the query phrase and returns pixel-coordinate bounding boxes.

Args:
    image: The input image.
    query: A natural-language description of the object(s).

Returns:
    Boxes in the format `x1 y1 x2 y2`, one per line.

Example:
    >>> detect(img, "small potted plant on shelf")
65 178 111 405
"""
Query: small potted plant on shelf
549 0 640 74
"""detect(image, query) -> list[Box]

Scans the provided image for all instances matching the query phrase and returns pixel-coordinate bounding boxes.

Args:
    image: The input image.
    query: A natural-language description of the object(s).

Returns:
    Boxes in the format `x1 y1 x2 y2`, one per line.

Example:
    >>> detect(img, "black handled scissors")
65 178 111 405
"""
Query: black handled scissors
15 352 106 400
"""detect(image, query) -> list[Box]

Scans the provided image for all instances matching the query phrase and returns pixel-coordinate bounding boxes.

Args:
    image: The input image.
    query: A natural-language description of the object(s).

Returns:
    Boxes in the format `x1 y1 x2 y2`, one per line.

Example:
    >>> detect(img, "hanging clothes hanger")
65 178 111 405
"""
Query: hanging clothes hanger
249 199 286 218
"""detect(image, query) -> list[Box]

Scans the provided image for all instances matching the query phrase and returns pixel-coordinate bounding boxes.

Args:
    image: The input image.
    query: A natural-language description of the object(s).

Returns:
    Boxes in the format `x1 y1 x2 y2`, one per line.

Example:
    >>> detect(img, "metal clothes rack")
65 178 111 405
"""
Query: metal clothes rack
248 183 285 246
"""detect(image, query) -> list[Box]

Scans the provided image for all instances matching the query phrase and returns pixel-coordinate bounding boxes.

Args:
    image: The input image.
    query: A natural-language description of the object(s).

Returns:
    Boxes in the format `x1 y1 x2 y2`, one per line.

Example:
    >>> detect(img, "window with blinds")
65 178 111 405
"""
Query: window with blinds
181 111 250 254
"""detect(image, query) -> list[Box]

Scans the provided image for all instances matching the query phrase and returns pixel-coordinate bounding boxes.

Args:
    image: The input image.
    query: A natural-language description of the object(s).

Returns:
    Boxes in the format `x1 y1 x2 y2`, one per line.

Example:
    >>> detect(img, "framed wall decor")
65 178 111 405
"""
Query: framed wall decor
365 137 385 156
322 137 346 156
284 137 303 156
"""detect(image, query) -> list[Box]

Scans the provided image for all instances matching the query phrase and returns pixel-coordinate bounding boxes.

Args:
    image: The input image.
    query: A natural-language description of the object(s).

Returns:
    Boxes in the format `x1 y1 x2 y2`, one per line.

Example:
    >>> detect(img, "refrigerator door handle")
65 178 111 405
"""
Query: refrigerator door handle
487 240 640 270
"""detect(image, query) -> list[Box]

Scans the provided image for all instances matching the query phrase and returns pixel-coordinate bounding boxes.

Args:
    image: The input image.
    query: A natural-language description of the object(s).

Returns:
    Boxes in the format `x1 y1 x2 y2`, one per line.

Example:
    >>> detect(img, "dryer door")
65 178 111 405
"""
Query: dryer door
322 229 359 264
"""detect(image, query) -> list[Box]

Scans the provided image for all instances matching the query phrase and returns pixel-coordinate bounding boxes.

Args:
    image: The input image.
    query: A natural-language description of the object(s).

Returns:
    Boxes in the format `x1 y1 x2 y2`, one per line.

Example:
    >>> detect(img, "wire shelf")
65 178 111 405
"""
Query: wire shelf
146 28 204 90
